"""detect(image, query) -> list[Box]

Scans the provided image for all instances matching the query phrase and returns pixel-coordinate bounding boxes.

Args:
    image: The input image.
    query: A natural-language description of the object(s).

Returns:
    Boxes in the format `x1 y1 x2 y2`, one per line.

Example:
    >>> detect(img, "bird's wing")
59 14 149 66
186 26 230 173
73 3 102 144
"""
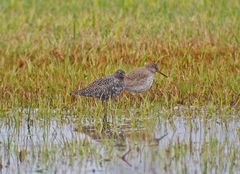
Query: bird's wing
125 68 150 87
76 75 114 97
85 75 114 89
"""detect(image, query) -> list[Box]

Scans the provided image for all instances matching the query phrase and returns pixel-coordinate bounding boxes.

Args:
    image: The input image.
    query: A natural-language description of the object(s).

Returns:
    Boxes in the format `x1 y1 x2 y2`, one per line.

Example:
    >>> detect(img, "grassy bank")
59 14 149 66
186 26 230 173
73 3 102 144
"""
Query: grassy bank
1 0 240 111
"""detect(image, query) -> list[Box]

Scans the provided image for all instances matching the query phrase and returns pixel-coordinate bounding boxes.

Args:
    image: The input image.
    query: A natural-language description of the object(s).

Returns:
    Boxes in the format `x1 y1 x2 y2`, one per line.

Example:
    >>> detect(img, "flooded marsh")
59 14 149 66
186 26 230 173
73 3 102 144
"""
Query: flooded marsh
1 1 240 173
0 108 239 174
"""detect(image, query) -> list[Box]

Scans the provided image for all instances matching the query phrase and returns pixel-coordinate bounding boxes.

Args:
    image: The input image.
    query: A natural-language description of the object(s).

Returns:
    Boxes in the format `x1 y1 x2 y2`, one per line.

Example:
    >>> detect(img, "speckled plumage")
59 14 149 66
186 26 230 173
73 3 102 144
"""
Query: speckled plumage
72 70 126 100
125 63 167 93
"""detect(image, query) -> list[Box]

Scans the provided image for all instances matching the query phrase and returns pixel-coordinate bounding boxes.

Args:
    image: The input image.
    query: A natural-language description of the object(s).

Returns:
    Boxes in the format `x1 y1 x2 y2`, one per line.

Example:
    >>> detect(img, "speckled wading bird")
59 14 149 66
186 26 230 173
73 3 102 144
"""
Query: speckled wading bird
71 70 126 101
124 63 167 93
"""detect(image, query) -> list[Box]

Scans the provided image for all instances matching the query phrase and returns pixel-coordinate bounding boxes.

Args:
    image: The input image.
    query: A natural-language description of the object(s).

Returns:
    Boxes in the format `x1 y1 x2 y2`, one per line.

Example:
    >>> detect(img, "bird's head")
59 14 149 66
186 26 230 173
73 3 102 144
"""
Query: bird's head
146 63 167 77
114 69 126 80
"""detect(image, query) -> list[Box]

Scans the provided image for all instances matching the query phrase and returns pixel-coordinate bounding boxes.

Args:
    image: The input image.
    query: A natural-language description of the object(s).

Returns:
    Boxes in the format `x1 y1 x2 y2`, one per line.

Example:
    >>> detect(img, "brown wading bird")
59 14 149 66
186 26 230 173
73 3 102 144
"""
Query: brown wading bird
71 70 126 103
124 63 167 93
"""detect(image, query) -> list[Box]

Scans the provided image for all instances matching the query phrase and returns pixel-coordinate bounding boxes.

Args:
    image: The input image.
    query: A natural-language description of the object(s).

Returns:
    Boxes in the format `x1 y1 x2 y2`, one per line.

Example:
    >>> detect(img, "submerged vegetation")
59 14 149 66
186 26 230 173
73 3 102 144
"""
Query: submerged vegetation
1 0 240 111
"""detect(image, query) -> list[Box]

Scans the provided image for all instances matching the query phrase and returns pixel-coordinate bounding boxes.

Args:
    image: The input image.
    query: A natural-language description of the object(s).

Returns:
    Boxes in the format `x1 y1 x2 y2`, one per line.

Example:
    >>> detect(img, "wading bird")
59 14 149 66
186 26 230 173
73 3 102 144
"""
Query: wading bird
124 63 167 93
71 70 126 101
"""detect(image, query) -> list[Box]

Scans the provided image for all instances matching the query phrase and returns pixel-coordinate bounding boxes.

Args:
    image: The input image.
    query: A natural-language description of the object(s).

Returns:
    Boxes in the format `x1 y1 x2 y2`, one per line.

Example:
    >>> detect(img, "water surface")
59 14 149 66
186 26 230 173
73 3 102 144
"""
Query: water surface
0 108 239 174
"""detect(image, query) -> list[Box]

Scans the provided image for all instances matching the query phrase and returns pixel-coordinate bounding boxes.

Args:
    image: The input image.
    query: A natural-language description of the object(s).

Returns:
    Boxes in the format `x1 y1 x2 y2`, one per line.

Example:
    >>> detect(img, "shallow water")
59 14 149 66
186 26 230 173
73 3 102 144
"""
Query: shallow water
0 108 239 174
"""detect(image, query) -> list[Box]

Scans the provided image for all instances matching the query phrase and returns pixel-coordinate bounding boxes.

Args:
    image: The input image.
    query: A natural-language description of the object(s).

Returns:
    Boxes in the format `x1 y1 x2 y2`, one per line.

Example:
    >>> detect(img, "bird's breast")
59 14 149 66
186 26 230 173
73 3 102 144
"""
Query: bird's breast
125 74 155 92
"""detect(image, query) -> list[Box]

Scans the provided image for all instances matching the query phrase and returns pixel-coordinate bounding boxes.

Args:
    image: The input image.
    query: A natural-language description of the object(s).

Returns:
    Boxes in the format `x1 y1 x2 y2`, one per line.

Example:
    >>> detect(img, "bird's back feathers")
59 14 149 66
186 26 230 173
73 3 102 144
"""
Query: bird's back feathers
72 74 124 100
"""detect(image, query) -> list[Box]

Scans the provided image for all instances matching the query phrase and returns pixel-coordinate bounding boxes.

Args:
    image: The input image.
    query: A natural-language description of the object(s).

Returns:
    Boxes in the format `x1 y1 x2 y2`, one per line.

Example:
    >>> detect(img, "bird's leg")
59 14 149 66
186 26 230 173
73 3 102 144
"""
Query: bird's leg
102 113 108 127
101 114 112 135
108 99 115 126
102 100 108 115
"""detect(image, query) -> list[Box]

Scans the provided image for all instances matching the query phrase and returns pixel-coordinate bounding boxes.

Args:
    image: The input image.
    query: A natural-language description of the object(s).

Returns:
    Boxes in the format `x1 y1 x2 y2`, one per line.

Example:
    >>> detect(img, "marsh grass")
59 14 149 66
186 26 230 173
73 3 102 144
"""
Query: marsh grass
1 0 240 113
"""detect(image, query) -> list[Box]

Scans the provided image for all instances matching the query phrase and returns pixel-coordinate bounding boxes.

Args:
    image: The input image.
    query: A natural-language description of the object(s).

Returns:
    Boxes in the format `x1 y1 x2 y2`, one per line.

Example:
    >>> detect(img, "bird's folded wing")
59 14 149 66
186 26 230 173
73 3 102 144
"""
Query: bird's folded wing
77 76 114 97
125 69 149 87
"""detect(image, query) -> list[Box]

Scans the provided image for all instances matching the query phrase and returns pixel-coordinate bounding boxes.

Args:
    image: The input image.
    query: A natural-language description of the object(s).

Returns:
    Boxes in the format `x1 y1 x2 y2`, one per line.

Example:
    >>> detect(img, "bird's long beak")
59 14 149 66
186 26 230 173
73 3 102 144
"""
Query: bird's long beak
157 70 168 77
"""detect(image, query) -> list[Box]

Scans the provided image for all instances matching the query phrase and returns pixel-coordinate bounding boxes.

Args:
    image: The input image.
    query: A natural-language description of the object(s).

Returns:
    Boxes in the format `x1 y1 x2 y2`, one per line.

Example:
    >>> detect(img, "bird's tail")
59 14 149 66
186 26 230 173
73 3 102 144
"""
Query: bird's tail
70 88 91 97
